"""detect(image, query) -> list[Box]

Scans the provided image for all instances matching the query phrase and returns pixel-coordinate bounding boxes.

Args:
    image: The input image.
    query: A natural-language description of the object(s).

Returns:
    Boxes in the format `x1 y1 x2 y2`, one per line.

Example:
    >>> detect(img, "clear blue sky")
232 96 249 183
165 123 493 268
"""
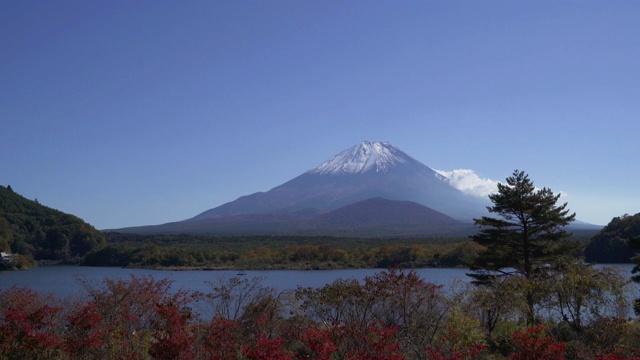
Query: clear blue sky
2 0 639 229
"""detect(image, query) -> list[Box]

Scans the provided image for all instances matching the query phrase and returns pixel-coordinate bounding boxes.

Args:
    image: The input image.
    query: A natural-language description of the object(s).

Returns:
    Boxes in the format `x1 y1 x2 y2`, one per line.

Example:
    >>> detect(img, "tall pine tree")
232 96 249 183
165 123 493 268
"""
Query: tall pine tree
469 170 576 323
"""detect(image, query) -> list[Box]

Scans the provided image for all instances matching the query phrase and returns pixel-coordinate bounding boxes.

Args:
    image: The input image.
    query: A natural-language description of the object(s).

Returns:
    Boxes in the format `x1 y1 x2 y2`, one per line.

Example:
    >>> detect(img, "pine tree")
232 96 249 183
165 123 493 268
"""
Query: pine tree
469 170 576 324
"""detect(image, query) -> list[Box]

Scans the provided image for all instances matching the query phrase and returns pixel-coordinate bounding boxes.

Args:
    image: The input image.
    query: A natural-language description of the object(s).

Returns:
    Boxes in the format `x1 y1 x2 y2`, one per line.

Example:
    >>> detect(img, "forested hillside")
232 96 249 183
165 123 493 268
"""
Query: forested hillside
0 185 105 268
584 213 640 263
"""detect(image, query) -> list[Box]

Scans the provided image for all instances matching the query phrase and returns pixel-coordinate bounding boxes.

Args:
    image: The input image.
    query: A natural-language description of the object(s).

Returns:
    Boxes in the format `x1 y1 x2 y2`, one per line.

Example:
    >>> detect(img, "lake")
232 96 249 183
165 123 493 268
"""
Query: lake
0 264 636 299
0 266 475 299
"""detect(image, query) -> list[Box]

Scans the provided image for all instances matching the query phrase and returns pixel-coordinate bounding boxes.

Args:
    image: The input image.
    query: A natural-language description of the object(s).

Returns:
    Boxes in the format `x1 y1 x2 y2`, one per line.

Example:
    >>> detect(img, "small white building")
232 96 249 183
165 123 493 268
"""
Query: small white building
0 252 15 263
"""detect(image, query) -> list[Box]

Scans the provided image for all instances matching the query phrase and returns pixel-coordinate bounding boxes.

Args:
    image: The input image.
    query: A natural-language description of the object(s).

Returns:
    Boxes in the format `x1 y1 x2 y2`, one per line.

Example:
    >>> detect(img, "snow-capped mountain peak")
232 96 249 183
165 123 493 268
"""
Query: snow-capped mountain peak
307 141 415 175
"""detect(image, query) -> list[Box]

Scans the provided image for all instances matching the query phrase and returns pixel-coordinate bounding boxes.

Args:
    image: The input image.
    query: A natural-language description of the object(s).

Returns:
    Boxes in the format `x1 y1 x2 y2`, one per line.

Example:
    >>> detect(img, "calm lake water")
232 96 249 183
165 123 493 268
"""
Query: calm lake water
0 264 636 299
0 266 475 298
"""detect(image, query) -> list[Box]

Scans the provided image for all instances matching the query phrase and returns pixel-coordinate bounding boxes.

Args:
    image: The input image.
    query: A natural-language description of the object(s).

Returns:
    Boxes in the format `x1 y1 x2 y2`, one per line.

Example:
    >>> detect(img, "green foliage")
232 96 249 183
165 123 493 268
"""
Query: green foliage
0 186 106 266
469 170 577 324
609 217 640 316
585 214 640 317
541 259 631 333
465 276 530 337
584 213 640 263
470 170 576 281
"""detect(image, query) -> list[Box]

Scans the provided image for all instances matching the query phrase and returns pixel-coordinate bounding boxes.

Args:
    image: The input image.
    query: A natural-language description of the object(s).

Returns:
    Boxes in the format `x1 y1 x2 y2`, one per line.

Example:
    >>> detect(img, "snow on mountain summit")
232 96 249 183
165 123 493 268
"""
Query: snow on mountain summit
308 141 416 175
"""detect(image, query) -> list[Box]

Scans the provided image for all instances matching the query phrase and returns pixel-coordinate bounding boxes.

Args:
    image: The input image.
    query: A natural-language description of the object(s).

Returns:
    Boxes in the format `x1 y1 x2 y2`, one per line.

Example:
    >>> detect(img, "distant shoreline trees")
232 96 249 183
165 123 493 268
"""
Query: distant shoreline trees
84 233 483 270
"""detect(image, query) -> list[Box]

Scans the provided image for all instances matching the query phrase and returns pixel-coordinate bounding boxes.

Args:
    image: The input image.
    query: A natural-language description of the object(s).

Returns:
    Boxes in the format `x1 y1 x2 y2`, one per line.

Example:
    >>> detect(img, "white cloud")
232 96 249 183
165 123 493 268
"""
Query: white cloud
434 169 499 197
435 169 570 199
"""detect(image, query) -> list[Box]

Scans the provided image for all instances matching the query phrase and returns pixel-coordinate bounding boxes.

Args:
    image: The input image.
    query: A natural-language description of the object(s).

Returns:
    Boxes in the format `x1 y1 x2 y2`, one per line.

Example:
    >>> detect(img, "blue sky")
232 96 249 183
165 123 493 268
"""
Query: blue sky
1 0 639 229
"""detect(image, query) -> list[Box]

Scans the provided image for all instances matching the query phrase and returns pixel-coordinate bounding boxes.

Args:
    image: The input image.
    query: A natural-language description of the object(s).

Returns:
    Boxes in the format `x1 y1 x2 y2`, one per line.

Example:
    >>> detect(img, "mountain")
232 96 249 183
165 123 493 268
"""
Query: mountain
0 185 106 266
191 141 489 222
115 141 491 236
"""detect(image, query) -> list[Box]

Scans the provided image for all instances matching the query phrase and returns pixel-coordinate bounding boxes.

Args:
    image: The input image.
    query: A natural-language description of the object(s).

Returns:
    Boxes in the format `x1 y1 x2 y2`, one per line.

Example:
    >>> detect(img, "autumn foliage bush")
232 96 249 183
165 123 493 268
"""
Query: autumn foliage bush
0 287 63 359
1 269 639 359
509 325 565 360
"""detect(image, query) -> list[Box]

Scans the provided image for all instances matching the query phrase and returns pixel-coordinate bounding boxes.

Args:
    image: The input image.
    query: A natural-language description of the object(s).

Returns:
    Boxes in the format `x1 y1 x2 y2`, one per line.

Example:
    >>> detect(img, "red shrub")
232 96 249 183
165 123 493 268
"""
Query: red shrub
300 325 337 360
62 301 106 356
510 325 565 360
346 322 404 360
149 303 196 360
0 286 63 358
200 317 241 360
242 334 294 360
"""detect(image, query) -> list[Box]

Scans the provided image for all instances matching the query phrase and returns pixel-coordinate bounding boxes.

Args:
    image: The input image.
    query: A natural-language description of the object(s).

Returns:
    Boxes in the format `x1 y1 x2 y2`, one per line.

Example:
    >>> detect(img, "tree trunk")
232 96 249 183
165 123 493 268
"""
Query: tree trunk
526 291 535 325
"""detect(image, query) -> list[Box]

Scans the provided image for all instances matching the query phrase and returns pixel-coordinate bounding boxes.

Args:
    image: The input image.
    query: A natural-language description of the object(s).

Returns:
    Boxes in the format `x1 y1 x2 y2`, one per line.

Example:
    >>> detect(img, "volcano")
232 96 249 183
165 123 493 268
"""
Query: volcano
114 142 491 236
191 141 489 222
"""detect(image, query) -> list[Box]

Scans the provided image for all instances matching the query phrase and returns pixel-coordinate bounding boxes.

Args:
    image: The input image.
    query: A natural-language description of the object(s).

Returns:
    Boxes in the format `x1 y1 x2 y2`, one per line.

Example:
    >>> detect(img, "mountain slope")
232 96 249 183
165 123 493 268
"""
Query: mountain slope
0 185 106 263
308 197 460 226
289 197 475 237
